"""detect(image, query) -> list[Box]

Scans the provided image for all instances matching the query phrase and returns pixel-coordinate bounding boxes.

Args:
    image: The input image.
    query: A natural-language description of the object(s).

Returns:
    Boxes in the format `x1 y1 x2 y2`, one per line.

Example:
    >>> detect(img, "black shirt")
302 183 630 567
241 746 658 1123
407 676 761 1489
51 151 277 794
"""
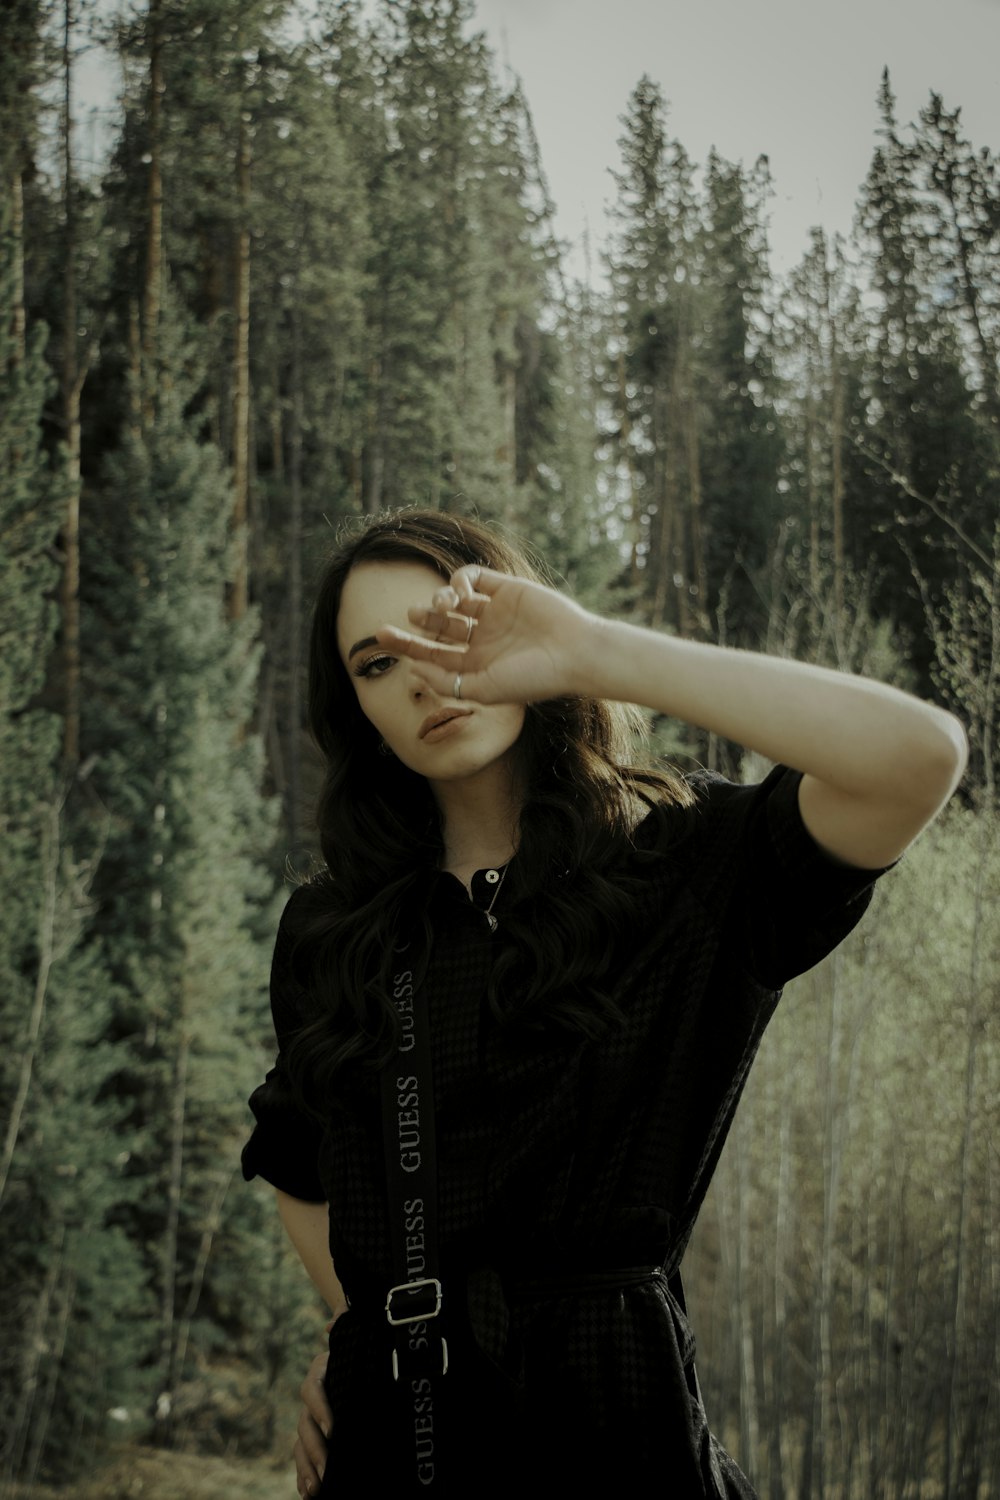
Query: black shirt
242 765 888 1495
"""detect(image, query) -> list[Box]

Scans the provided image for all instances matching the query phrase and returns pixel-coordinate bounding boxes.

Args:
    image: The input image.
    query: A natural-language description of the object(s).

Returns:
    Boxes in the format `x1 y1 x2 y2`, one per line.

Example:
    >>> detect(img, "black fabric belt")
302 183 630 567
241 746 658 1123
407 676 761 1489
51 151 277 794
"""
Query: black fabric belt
506 1263 666 1298
341 1259 697 1379
342 1261 668 1318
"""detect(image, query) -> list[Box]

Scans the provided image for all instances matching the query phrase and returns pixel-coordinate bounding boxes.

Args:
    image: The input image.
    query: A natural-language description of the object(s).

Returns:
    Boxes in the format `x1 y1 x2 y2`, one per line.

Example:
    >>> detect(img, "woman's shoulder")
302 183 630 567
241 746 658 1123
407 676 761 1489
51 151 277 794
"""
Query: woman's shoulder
629 766 734 843
627 762 800 862
279 872 336 926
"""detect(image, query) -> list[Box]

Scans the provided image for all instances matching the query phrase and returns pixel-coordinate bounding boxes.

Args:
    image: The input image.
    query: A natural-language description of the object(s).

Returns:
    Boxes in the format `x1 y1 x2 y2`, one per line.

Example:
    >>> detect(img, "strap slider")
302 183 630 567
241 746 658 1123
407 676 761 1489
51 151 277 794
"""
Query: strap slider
391 1336 449 1382
385 1276 443 1326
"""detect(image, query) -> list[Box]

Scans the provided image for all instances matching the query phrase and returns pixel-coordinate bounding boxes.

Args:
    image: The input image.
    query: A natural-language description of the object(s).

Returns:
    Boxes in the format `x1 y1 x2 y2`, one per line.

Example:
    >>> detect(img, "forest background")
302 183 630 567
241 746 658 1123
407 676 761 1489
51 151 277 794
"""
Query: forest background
1 1 998 1497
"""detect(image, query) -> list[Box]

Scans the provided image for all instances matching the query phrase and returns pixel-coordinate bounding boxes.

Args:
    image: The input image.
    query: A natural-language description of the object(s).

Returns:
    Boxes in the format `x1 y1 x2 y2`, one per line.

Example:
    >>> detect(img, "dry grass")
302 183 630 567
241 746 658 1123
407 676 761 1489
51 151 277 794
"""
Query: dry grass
3 1445 295 1500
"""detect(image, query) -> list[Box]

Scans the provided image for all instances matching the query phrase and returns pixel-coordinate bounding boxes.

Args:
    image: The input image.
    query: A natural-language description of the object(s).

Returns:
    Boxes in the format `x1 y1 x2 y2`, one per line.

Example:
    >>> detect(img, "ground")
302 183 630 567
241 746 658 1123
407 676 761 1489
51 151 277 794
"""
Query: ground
4 1445 296 1500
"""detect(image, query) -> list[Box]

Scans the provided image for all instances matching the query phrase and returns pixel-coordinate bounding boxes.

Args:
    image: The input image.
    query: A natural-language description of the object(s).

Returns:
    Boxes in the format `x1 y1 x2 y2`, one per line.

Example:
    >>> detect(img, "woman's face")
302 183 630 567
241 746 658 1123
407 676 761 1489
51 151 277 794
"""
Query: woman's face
336 560 526 786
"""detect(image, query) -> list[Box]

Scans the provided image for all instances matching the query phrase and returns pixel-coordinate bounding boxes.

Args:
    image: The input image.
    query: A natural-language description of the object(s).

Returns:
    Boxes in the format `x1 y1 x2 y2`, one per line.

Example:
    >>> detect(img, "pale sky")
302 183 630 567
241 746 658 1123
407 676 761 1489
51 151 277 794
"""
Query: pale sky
75 0 1000 280
469 0 1000 276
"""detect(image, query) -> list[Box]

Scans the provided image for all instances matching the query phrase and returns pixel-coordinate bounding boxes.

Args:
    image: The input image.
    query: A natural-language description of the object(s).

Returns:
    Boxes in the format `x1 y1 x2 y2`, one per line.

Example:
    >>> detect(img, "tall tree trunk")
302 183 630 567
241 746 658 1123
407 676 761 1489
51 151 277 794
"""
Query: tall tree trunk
61 0 81 768
650 384 676 628
366 341 388 514
287 299 304 850
734 1112 760 1476
686 393 708 633
943 805 991 1496
669 375 694 635
23 1264 77 1486
0 798 61 1209
157 1017 190 1445
171 1166 234 1385
617 347 642 593
229 105 252 619
805 385 821 642
142 0 163 414
10 169 25 364
815 967 840 1499
824 256 845 643
768 1075 793 1500
9 1218 66 1479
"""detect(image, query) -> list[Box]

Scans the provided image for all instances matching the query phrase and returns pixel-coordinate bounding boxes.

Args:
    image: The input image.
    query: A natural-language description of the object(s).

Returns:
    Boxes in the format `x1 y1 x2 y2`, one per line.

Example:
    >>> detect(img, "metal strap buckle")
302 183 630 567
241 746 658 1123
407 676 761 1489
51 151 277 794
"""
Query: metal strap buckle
384 1276 443 1327
391 1337 449 1382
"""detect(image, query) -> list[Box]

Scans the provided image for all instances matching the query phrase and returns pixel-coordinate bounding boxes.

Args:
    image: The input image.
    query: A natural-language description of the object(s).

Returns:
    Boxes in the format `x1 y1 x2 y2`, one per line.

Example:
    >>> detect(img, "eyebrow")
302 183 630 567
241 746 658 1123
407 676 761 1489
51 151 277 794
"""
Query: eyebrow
347 635 379 661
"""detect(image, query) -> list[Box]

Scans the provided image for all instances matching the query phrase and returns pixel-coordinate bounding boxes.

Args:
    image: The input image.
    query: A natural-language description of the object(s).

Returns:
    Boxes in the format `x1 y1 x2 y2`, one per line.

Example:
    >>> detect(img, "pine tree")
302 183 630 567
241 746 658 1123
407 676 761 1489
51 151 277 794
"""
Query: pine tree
605 75 698 629
0 162 64 1241
772 228 870 662
854 73 995 686
79 291 279 1445
249 35 371 850
697 150 782 639
0 149 144 1488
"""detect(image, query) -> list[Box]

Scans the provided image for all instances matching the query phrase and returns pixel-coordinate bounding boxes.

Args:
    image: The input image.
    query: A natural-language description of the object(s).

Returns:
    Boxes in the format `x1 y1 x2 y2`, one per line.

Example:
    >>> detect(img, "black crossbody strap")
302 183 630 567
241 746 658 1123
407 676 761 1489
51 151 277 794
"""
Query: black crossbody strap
379 963 447 1481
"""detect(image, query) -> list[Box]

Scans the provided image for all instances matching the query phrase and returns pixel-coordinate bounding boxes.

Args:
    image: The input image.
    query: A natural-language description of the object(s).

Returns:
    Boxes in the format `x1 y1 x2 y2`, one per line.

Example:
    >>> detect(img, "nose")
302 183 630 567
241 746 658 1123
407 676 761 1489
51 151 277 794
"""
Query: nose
408 664 434 703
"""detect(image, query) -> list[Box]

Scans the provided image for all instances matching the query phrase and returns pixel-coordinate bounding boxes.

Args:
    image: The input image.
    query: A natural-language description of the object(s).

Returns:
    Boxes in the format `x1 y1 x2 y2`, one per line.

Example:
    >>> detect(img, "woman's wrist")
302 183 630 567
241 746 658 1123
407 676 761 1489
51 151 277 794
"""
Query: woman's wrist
567 613 676 705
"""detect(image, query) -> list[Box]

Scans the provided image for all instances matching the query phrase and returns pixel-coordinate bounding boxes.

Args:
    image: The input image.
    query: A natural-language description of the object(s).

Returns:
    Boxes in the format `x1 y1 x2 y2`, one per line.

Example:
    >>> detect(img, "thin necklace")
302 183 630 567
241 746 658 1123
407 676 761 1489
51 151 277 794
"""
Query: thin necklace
483 864 508 931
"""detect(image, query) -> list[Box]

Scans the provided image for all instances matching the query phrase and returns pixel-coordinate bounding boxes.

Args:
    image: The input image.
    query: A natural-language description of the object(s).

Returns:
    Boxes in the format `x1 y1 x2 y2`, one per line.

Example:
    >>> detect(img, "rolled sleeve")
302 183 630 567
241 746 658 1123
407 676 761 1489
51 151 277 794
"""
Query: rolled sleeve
241 1058 326 1202
749 764 892 987
669 763 893 991
241 889 327 1203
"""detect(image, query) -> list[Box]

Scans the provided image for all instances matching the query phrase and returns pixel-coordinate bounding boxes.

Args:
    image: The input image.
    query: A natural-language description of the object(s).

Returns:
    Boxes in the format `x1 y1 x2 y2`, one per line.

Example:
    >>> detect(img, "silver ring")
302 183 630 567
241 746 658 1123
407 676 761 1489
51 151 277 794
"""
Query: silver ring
454 674 463 701
464 615 474 642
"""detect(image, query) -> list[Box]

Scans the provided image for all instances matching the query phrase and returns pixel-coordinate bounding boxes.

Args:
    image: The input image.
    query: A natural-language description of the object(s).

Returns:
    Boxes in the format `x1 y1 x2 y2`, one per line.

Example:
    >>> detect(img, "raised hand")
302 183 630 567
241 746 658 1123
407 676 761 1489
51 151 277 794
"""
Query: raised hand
374 564 595 706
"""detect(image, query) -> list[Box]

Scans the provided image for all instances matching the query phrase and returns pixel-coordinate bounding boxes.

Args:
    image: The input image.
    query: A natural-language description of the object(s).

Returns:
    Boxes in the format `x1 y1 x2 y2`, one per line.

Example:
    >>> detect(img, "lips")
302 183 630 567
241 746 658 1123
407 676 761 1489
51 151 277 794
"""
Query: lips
418 707 473 740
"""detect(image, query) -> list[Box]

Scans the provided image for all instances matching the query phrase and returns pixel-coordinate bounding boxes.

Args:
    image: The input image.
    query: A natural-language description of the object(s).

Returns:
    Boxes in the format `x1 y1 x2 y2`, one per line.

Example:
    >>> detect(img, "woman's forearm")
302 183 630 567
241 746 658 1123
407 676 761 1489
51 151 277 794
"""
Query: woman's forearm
276 1191 348 1318
578 617 968 865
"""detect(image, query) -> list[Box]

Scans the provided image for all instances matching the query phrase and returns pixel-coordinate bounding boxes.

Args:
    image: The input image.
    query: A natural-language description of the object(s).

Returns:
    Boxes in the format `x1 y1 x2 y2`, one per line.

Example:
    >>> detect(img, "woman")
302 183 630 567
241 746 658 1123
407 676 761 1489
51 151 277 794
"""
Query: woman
242 508 965 1498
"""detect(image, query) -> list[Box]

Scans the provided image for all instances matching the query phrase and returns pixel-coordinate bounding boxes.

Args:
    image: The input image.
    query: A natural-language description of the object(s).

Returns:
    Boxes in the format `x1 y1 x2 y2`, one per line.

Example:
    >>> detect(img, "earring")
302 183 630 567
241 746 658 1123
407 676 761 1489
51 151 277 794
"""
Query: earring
378 738 394 757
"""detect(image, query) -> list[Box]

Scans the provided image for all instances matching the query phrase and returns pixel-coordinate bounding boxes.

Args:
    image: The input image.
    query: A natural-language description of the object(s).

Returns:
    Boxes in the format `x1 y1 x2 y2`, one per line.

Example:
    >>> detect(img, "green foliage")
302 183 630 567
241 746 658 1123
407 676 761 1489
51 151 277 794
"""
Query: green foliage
57 292 282 1466
604 79 783 641
690 798 1000 1493
4 5 1000 1489
0 0 47 182
0 179 146 1487
849 73 1000 686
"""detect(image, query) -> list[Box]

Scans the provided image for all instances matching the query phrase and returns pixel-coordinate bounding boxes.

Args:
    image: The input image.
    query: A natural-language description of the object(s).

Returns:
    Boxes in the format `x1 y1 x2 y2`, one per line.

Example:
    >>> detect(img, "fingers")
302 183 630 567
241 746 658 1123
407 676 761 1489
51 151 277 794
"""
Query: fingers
294 1416 327 1497
446 564 482 603
294 1435 322 1497
294 1354 331 1498
430 586 490 621
300 1353 332 1435
294 1432 324 1498
404 568 499 642
408 605 478 643
375 625 470 667
447 564 507 603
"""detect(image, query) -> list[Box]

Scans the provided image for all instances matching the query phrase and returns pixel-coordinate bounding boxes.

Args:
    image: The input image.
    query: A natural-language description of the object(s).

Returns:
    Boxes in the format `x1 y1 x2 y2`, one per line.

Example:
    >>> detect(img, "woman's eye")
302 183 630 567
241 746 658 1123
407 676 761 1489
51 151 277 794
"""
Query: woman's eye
355 653 395 679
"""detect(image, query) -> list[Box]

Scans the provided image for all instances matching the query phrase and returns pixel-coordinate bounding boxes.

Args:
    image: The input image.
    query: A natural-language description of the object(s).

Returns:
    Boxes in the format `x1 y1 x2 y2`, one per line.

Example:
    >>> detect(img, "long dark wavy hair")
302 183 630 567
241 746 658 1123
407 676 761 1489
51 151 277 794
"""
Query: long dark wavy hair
285 507 693 1113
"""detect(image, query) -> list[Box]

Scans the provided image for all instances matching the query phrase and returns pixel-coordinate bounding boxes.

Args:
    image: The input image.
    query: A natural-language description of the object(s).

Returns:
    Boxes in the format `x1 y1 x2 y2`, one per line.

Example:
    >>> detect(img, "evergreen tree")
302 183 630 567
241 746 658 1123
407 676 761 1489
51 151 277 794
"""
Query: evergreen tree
772 228 869 660
249 35 371 849
79 291 279 1444
853 74 996 687
0 160 144 1487
605 75 698 629
697 150 782 638
355 0 563 521
605 81 784 649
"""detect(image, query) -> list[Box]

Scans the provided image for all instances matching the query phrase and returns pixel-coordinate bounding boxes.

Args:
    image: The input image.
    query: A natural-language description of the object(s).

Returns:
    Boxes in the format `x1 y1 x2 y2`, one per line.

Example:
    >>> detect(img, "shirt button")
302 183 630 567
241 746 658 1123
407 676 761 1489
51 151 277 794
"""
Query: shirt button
485 869 500 884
